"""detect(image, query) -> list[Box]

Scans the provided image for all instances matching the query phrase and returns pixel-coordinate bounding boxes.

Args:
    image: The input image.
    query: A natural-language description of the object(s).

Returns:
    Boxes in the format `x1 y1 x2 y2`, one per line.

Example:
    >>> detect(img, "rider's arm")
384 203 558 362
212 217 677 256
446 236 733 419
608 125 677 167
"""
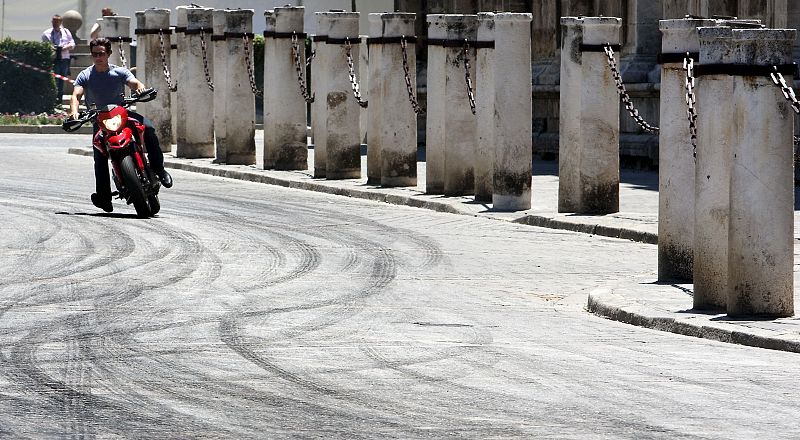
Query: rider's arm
127 77 146 95
69 85 84 119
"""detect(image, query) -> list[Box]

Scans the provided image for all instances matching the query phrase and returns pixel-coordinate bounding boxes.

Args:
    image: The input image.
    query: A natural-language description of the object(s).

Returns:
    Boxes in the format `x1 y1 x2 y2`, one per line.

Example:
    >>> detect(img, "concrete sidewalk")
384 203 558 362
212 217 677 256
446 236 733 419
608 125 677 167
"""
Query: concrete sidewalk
66 132 800 354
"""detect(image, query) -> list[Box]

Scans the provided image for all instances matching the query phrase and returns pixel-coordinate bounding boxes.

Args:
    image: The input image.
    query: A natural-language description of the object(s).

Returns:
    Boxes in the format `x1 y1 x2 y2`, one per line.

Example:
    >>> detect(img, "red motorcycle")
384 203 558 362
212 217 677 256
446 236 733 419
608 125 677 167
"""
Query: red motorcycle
63 88 161 218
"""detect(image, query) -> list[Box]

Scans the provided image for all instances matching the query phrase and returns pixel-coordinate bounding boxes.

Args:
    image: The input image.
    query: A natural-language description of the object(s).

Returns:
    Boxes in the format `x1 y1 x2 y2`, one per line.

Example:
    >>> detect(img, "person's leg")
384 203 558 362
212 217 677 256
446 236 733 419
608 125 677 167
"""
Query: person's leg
92 143 113 212
128 112 172 187
53 60 64 103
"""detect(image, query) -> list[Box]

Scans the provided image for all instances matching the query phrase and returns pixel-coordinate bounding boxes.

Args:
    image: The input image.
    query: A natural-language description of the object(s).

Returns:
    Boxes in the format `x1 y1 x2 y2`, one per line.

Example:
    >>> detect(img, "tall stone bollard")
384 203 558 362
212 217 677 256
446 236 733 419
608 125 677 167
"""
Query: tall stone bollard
262 10 276 169
321 12 362 180
427 14 478 196
103 16 131 70
727 28 796 317
175 6 215 158
474 12 495 202
212 9 229 163
657 18 714 282
135 9 174 152
694 26 734 309
266 6 308 170
221 9 256 165
311 14 331 178
366 14 384 186
425 14 446 194
558 17 622 214
367 13 418 188
491 13 533 211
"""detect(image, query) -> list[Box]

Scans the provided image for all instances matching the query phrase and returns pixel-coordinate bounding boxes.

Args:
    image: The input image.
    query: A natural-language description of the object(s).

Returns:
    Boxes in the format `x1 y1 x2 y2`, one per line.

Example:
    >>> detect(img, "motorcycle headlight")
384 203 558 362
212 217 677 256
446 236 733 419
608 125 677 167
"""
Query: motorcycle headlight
102 114 123 132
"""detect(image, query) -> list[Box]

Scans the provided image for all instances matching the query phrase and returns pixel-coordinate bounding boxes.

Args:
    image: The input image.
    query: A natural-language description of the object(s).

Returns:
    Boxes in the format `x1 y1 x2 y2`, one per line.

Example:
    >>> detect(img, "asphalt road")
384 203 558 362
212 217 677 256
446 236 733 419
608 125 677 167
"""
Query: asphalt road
1 134 799 439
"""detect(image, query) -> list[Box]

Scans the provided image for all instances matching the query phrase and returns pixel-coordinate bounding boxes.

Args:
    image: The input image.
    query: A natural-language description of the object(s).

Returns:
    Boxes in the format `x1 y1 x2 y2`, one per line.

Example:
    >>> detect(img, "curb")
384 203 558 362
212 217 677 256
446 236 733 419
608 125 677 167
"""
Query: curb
1 125 92 134
67 147 654 244
587 288 800 354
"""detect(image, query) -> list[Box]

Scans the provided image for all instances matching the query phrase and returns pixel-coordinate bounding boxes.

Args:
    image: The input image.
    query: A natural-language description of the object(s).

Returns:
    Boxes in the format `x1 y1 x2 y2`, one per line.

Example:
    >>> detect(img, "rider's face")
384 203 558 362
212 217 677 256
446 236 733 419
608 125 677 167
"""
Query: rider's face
91 47 109 67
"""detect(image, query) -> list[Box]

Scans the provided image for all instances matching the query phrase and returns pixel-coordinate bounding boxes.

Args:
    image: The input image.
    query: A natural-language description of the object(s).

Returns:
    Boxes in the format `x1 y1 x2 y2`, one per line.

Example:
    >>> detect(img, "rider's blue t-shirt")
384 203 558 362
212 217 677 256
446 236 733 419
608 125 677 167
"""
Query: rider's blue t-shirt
74 64 135 108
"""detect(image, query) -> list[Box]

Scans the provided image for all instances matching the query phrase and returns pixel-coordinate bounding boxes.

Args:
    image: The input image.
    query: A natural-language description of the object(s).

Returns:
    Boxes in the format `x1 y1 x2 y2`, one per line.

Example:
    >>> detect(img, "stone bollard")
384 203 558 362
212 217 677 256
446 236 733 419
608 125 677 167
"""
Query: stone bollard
221 9 256 165
491 13 533 211
366 13 418 188
102 16 132 70
170 30 178 145
320 12 362 180
693 25 734 309
424 14 446 194
426 14 478 196
727 28 796 317
134 8 174 152
175 6 215 158
262 10 276 169
558 17 622 214
366 14 383 186
657 18 715 282
265 6 308 170
474 13 495 202
359 35 369 158
212 9 229 163
311 14 331 178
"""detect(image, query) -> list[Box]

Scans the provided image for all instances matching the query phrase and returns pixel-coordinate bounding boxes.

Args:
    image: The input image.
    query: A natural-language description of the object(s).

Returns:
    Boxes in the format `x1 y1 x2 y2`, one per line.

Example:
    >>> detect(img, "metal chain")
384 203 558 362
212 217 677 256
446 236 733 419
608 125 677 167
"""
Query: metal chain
199 28 214 91
306 49 316 67
116 39 127 69
603 44 659 134
291 33 314 103
463 40 476 115
242 34 261 96
768 67 800 146
400 36 424 114
157 29 177 92
683 54 698 158
344 38 368 108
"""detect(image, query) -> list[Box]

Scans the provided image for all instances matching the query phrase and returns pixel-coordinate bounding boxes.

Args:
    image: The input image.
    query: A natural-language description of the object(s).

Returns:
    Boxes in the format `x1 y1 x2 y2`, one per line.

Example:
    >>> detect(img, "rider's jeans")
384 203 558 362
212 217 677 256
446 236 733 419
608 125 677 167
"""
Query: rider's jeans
93 112 165 200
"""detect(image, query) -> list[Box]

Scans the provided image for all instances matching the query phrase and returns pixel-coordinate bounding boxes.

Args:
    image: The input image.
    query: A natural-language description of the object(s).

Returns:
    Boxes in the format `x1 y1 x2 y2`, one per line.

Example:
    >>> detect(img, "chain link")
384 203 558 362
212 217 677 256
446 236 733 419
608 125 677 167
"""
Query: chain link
344 38 368 108
242 34 261 96
463 40 476 115
603 44 659 134
157 29 177 92
683 54 698 158
400 36 424 114
199 28 214 91
291 33 314 103
769 67 800 146
116 39 127 69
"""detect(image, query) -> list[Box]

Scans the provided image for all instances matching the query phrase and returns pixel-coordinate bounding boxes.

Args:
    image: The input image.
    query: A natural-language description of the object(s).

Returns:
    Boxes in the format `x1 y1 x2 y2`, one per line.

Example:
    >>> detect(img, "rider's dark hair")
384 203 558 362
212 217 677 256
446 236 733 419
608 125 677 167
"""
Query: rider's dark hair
89 38 112 55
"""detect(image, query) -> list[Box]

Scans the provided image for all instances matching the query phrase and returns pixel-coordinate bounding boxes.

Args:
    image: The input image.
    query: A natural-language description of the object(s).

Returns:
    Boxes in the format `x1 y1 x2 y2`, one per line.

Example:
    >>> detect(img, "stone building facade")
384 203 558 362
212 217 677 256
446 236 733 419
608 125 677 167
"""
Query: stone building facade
396 0 800 166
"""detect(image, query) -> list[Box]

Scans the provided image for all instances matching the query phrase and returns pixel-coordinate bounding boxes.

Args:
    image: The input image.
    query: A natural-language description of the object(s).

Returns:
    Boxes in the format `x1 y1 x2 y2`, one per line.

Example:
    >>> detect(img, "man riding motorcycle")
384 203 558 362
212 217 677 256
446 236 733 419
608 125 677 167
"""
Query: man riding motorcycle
69 37 173 213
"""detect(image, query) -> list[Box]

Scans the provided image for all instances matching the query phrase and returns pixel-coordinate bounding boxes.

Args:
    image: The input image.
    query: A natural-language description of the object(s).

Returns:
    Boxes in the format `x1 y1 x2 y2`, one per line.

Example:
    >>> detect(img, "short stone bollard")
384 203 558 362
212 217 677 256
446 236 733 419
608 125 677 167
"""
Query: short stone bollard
175 6 215 158
693 25 734 310
212 9 229 163
320 12 362 180
490 13 533 211
727 28 796 317
102 16 132 70
367 12 419 188
264 6 308 170
657 18 714 282
134 8 174 151
262 10 276 169
426 14 478 196
474 12 495 202
311 14 331 178
558 17 622 214
220 9 256 165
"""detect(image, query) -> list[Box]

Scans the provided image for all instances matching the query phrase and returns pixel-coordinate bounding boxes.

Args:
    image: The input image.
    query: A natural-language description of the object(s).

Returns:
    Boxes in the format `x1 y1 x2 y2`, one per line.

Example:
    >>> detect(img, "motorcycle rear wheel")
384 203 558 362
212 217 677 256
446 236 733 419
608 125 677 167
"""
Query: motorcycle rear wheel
148 194 160 215
120 155 151 218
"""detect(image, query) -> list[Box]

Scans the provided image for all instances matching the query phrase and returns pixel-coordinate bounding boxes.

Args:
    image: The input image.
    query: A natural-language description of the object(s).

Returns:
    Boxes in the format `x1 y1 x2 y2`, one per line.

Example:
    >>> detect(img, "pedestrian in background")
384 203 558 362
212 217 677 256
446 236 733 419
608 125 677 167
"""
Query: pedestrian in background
90 8 116 40
42 14 75 104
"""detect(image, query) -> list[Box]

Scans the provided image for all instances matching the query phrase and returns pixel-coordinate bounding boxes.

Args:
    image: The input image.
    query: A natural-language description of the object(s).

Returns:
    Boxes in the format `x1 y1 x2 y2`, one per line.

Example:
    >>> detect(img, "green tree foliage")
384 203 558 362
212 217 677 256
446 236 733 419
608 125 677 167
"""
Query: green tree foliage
0 38 57 114
253 34 264 99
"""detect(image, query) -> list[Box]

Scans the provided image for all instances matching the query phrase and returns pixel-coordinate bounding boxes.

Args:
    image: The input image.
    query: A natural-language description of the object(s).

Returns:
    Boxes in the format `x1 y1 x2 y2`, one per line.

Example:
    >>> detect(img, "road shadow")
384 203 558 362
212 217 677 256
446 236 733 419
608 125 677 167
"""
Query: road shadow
55 211 150 219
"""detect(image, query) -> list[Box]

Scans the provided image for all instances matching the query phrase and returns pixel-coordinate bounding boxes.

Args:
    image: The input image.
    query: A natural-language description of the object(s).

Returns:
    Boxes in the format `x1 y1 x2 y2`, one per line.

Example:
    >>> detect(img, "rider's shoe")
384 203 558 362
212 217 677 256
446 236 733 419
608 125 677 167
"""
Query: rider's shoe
158 170 173 189
91 193 113 213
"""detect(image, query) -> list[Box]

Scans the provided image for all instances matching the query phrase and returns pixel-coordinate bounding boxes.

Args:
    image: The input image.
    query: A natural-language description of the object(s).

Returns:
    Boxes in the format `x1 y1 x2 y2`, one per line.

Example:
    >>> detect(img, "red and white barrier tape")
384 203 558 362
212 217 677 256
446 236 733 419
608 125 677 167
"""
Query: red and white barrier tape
0 53 75 83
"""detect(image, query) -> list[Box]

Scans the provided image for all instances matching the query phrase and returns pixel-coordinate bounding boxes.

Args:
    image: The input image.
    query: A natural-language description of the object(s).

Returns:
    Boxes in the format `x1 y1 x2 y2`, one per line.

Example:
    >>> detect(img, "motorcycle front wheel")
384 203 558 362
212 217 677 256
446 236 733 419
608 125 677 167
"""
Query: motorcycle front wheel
148 194 160 215
120 155 151 218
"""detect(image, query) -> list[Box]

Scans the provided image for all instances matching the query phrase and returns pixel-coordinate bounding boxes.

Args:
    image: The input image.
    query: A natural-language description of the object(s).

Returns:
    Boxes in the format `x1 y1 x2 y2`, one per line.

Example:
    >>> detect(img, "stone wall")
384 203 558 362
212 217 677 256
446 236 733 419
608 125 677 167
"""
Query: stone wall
396 0 800 167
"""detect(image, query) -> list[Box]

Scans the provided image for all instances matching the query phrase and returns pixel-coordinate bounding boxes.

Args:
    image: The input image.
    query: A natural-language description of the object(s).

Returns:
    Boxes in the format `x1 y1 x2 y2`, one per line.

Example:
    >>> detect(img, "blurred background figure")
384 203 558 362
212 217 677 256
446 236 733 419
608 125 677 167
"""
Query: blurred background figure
41 14 75 103
90 7 115 40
